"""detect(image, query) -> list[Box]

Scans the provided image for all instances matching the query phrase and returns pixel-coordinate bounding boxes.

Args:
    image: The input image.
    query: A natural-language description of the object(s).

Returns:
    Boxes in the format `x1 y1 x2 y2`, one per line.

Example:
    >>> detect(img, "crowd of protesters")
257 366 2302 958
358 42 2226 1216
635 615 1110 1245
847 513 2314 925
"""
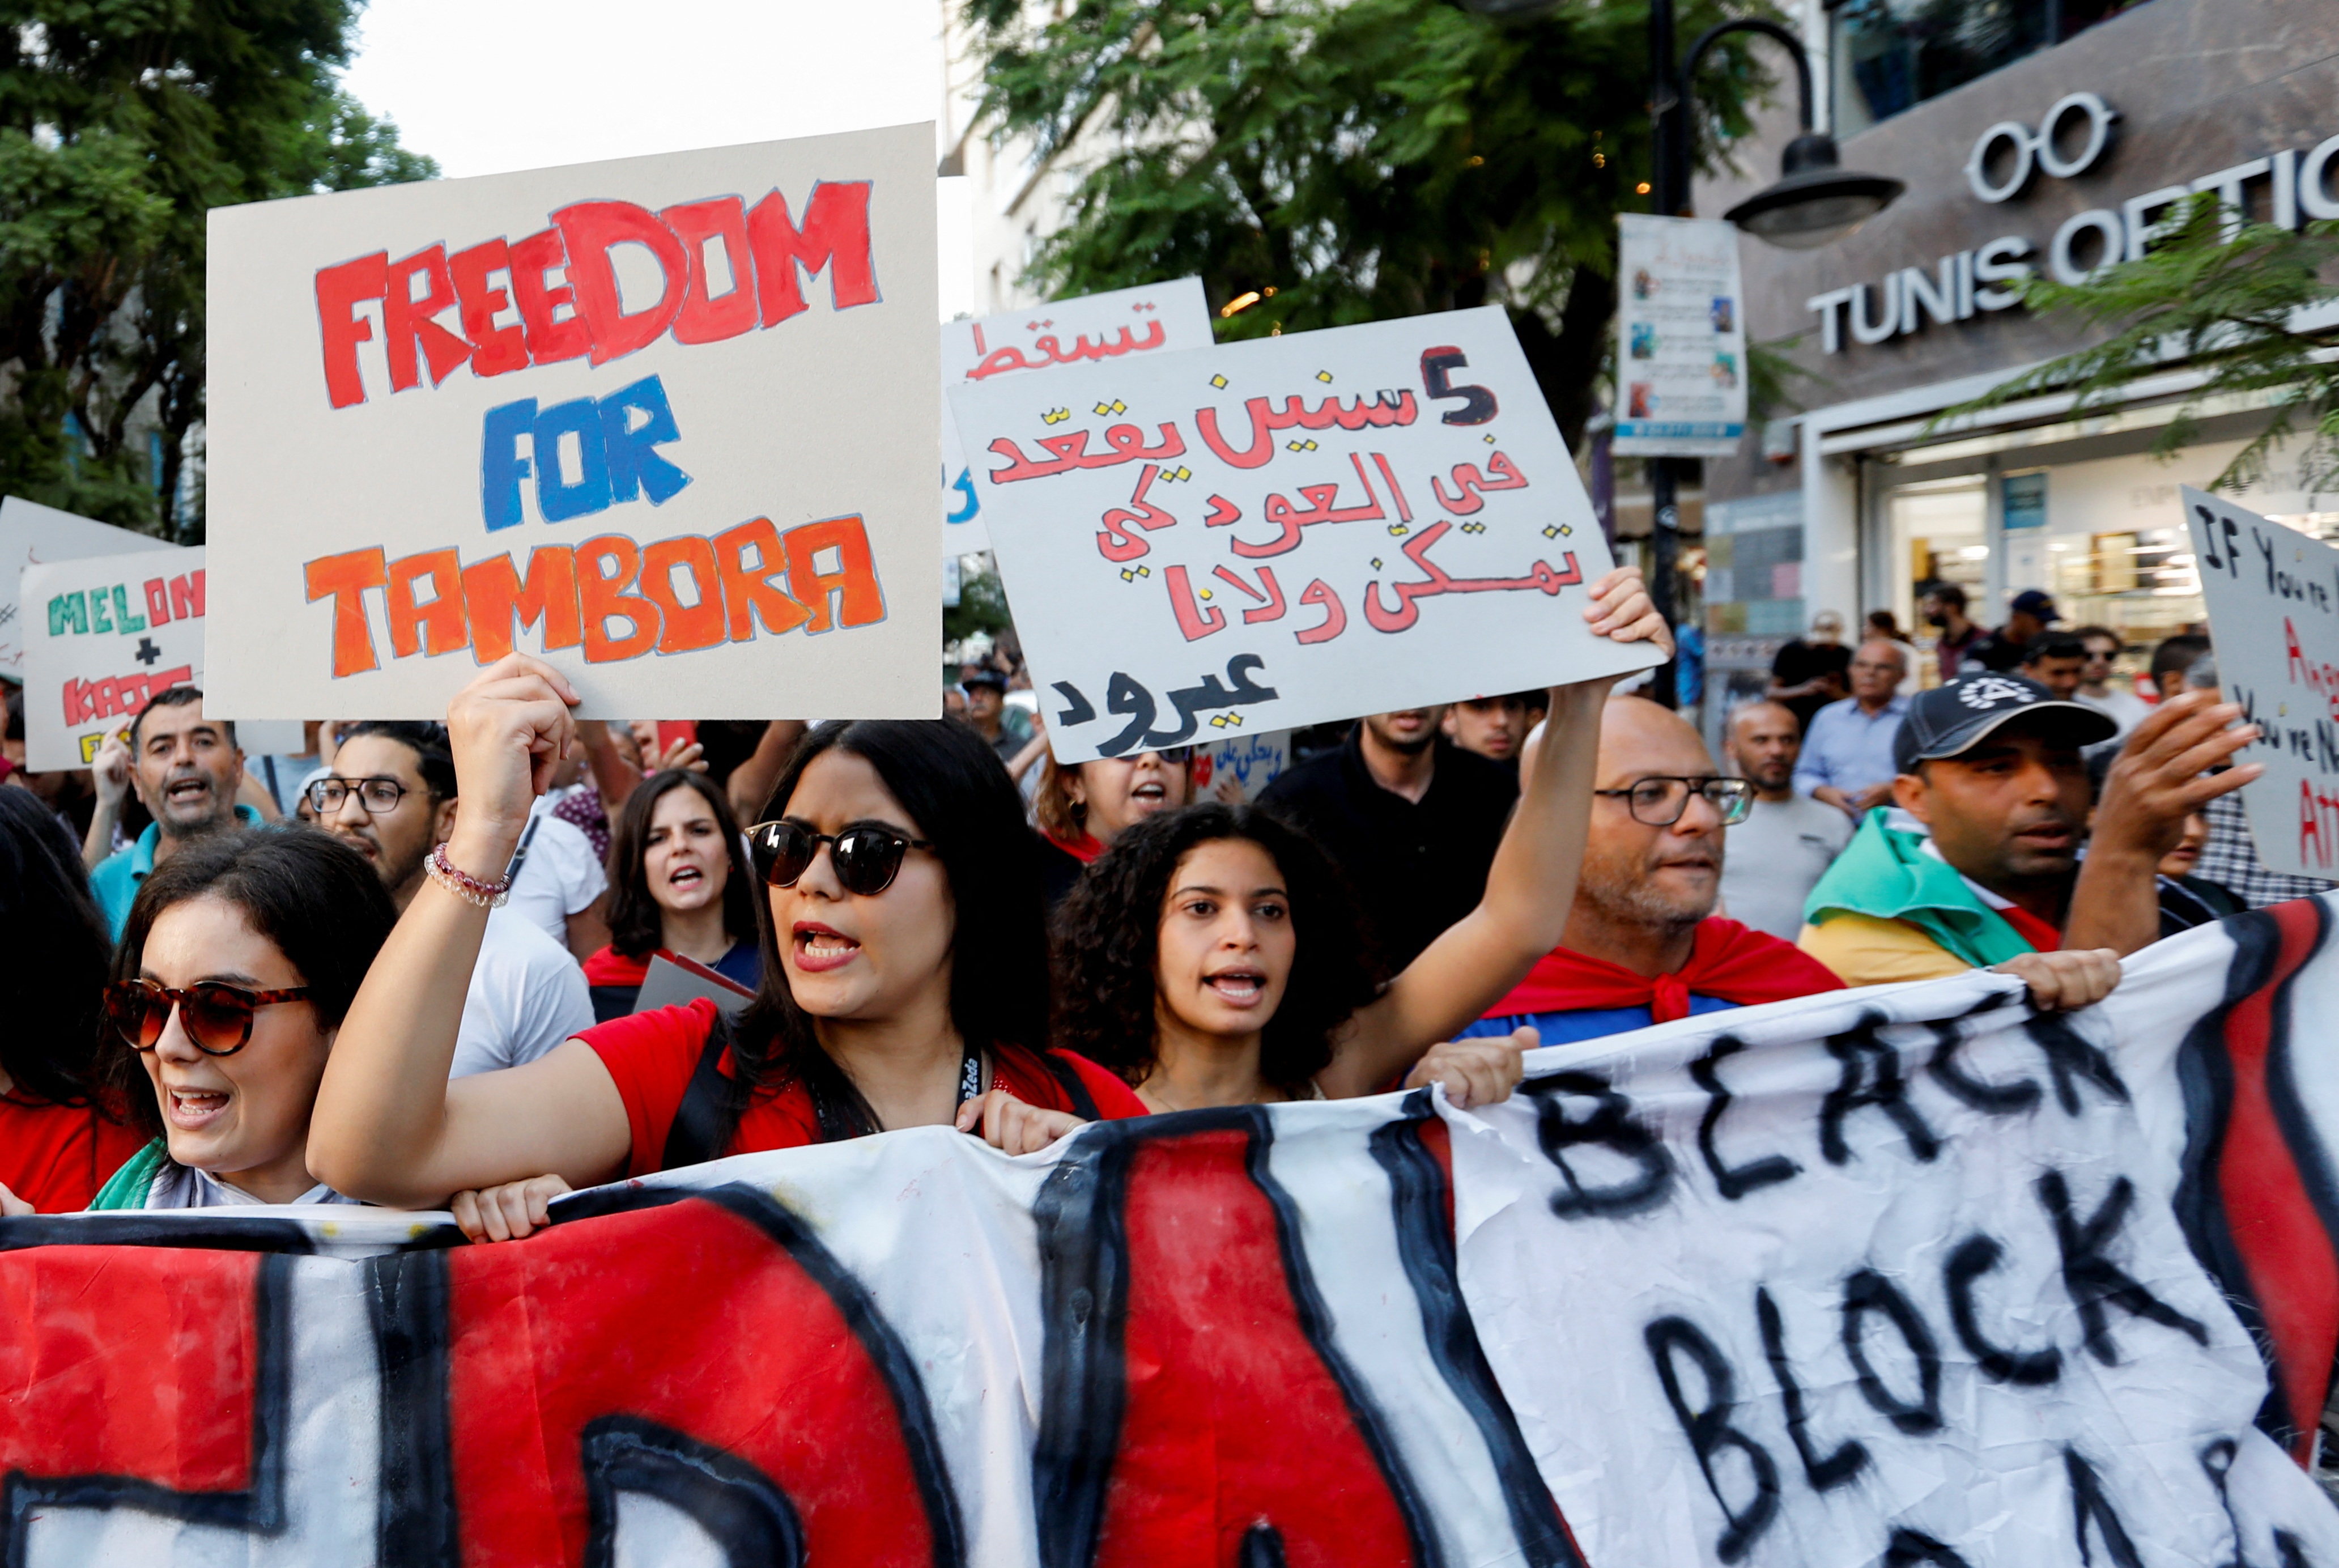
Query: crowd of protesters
0 567 2287 1239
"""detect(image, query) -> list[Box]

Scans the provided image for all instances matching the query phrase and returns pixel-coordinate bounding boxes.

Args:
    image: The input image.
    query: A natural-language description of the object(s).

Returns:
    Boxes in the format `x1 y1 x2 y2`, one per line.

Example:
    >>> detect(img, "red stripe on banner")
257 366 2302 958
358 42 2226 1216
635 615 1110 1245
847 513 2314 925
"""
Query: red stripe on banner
2218 899 2339 1464
0 1246 260 1490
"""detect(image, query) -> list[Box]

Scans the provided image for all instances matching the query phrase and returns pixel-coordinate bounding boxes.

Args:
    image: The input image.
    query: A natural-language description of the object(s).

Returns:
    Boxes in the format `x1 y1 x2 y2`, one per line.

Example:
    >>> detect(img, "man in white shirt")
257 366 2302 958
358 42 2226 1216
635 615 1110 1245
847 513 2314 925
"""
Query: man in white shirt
315 723 594 1077
1720 700 1853 941
2074 624 2151 742
507 794 611 958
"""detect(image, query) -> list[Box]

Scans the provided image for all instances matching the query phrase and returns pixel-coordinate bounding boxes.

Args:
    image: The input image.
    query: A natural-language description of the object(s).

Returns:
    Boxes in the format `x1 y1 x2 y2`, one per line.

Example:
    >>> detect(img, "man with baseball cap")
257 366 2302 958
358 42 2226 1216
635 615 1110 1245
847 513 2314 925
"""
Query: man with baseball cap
1962 589 2060 674
1797 671 2259 985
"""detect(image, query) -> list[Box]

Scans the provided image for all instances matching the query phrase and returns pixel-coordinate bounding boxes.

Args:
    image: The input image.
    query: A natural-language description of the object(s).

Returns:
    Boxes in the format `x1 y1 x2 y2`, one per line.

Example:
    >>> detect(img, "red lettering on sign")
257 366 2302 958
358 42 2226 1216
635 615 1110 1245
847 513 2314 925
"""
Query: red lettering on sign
315 252 389 409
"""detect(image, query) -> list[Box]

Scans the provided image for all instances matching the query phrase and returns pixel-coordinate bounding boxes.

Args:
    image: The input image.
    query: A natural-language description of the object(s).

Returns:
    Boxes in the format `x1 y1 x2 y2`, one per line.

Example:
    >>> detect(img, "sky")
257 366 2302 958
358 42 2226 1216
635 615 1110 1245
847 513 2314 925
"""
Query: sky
339 0 975 316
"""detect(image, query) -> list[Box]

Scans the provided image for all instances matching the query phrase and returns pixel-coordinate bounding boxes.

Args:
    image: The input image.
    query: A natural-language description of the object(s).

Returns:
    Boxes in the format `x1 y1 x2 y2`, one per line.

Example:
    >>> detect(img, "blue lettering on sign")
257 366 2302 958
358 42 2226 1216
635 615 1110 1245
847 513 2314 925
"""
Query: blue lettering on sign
480 373 692 532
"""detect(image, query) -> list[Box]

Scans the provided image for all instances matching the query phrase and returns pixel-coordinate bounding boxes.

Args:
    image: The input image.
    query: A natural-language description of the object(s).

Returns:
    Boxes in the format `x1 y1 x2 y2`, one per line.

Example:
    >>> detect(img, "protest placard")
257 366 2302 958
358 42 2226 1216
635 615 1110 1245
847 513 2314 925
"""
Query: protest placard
205 124 939 723
950 306 1659 764
939 278 1213 555
19 544 203 770
1194 727 1290 801
0 497 165 681
1613 214 1749 458
2182 485 2339 878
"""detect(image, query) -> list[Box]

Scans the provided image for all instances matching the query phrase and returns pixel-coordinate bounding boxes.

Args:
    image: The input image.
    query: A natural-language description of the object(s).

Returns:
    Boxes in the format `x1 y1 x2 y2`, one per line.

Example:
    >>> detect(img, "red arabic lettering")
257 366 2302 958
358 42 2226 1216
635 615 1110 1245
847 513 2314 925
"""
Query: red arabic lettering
983 422 1186 485
964 318 1170 380
1294 579 1346 645
1360 521 1583 634
1164 565 1227 641
1098 465 1177 562
1428 451 1529 516
1213 564 1288 624
1194 392 1418 468
1230 453 1388 559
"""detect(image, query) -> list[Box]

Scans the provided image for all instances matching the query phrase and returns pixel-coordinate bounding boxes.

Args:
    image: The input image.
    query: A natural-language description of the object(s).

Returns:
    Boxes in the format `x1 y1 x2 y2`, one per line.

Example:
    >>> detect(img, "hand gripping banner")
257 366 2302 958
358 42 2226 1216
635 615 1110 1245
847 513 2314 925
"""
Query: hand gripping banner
6 901 2339 1566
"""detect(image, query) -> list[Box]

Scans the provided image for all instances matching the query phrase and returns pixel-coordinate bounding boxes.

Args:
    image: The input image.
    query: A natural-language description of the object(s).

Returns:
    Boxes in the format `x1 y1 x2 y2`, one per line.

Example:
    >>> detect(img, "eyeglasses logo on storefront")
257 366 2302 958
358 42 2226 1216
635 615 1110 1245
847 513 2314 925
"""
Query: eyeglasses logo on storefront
1964 93 2120 205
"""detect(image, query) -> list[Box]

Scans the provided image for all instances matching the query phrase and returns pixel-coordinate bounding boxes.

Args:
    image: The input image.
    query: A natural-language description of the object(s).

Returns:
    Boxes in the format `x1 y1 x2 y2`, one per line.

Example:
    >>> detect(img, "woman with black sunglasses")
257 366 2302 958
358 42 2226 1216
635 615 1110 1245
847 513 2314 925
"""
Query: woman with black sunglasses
79 829 397 1208
1052 567 1672 1114
582 769 762 1021
308 656 1145 1238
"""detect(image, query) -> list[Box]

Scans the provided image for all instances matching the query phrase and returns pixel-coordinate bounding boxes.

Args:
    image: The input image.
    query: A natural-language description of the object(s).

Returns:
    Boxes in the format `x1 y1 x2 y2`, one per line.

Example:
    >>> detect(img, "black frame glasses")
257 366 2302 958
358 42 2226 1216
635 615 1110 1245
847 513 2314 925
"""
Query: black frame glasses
748 821 934 896
304 775 411 815
104 979 313 1056
1593 775 1755 827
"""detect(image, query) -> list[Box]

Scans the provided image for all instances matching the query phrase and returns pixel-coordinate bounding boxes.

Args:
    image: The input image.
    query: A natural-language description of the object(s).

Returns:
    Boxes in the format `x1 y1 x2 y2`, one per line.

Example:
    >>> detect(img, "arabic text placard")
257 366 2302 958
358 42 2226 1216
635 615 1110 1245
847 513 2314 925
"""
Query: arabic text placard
951 307 1658 764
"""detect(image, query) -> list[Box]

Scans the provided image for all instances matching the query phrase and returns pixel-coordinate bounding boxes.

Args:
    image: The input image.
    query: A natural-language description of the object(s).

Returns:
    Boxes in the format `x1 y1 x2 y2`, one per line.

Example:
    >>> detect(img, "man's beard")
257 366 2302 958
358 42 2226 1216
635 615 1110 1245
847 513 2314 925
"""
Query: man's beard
1377 728 1436 757
1580 855 1717 934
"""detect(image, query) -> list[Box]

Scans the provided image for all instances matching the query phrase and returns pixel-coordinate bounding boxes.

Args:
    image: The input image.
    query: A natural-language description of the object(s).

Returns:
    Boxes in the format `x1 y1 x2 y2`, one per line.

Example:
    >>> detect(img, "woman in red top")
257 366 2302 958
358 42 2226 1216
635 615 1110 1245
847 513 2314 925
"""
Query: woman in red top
0 788 147 1210
1032 745 1194 906
309 656 1142 1239
581 769 763 1021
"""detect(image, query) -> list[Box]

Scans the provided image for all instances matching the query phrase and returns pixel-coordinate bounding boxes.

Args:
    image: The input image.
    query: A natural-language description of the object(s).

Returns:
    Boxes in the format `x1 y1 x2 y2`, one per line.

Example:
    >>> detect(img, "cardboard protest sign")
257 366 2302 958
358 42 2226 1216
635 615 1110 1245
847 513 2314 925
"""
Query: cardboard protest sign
951 306 1658 764
8 904 2339 1566
205 124 938 723
939 278 1213 555
0 496 164 681
1194 727 1290 801
1613 214 1749 458
18 544 203 770
2184 486 2339 879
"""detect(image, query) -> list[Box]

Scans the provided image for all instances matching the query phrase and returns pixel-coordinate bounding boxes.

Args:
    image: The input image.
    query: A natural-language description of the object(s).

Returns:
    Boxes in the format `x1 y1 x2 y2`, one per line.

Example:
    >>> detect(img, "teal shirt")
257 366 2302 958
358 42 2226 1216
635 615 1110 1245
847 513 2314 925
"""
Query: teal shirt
88 805 265 938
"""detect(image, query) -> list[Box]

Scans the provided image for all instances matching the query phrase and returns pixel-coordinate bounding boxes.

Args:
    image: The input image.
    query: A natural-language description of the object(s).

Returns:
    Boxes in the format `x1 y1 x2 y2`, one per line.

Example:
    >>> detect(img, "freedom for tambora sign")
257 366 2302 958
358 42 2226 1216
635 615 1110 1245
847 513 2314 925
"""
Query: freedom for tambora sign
203 125 939 722
2183 486 2339 878
950 307 1659 765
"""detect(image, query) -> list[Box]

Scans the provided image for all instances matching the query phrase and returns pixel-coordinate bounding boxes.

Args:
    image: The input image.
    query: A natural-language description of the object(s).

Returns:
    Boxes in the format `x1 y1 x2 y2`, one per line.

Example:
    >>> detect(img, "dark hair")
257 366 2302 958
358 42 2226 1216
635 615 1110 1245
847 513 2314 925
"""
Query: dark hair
0 789 113 1106
337 720 455 801
1051 803 1383 1095
1866 609 1902 636
129 683 232 749
2023 634 2088 665
606 769 756 958
2151 633 2212 687
1928 583 1968 611
104 827 397 1141
720 719 1051 1144
2072 624 2121 651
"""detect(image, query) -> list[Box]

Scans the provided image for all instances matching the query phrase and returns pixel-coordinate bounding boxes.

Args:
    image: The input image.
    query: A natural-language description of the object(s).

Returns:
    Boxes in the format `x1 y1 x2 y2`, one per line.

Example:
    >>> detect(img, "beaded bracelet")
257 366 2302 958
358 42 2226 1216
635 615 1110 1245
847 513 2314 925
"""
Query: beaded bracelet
426 843 511 909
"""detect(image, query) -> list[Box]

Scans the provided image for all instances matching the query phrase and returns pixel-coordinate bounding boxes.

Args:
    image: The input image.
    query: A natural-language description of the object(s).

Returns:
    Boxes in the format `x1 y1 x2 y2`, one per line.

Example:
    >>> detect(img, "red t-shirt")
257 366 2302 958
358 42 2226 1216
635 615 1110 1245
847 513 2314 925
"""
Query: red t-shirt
582 998 1147 1179
0 1096 150 1213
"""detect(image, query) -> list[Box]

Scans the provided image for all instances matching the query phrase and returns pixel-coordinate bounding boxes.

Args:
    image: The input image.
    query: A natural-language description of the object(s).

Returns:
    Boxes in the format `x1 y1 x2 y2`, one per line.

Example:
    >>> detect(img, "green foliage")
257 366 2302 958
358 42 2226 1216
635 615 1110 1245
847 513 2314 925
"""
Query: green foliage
960 0 1778 449
1940 194 2339 494
0 1 438 539
945 562 1016 645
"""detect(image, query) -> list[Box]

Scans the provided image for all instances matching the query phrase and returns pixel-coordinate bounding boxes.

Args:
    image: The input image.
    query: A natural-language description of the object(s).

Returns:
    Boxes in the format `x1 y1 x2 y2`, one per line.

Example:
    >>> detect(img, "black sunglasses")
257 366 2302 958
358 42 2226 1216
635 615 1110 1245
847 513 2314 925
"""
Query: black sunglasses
748 821 933 896
104 979 313 1057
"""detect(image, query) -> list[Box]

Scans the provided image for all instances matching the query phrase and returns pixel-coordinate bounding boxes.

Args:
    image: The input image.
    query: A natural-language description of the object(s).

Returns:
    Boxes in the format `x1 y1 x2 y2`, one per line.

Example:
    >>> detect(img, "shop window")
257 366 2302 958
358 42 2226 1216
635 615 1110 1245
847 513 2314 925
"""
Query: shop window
1830 0 2157 135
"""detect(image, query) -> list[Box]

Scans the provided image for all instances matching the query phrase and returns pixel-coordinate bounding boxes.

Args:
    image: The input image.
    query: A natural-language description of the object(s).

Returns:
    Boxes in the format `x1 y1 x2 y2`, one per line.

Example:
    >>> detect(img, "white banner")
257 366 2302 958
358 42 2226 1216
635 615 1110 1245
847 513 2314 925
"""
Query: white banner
18 543 203 770
2184 485 2339 879
940 278 1213 555
951 305 1657 765
205 124 939 722
0 496 163 681
1613 215 1749 458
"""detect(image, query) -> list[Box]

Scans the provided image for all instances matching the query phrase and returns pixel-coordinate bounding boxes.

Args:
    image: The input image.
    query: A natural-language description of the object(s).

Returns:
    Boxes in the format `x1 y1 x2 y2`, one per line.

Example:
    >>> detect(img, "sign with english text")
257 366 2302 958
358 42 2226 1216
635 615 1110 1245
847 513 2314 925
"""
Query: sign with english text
939 278 1213 555
2183 486 2339 879
204 124 939 722
951 307 1657 766
1613 215 1749 458
0 496 165 682
4 904 2339 1563
19 543 203 770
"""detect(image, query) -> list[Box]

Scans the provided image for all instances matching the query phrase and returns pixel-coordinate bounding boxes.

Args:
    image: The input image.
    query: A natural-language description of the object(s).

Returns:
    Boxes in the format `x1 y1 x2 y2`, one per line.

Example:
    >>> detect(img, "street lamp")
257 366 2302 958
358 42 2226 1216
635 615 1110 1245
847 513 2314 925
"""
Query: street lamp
1457 1 1903 708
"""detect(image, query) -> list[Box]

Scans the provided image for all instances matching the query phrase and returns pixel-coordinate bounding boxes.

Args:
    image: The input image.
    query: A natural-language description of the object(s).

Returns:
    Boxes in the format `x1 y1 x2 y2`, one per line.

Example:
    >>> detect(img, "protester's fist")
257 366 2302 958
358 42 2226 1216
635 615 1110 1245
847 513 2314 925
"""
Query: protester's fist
1583 565 1673 660
2093 689 2261 862
1404 1027 1534 1108
450 1172 573 1243
90 728 131 806
956 1088 1085 1155
1993 948 2120 1012
443 655 580 879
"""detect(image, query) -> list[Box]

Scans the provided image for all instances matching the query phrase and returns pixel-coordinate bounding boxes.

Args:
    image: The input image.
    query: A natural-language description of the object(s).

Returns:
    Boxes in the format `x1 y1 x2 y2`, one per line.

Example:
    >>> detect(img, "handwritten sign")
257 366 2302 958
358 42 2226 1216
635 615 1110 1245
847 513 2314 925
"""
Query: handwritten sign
950 306 1658 764
1612 215 1749 458
2183 485 2339 879
1194 728 1290 801
0 497 163 681
939 278 1212 555
204 124 939 723
19 543 203 770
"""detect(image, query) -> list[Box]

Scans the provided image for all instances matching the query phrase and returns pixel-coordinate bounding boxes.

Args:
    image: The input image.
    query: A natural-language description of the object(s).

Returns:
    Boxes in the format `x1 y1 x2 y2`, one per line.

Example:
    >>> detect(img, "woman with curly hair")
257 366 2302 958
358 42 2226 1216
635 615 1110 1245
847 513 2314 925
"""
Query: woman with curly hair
1053 567 1673 1111
582 769 762 1021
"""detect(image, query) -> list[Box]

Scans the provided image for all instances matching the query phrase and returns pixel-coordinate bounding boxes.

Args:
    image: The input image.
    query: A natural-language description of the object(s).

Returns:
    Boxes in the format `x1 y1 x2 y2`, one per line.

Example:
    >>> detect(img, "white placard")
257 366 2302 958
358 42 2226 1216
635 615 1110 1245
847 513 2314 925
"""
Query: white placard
951 306 1657 765
1194 728 1290 802
2183 485 2339 879
205 124 939 722
1613 214 1749 458
19 544 203 770
0 497 163 681
938 278 1213 554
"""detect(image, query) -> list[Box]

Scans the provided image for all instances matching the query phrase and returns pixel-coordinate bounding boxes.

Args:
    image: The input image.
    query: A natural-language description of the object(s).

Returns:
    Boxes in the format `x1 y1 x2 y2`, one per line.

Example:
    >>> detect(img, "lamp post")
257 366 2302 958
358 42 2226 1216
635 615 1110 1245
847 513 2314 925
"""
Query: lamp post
1458 0 1903 708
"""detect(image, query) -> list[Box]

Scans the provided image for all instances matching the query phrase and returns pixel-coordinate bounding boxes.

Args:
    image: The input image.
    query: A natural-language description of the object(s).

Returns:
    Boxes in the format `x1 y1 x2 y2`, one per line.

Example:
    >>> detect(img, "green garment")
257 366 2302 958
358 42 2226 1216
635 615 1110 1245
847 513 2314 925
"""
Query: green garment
87 1138 170 1209
1802 809 2038 970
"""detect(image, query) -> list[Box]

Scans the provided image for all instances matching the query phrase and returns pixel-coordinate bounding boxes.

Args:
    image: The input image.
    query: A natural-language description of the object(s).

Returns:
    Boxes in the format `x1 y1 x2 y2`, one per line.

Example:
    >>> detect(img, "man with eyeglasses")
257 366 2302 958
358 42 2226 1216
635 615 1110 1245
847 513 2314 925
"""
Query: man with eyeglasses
1794 638 1910 819
86 686 264 937
318 722 593 1078
1798 672 2258 987
1459 698 1845 1048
